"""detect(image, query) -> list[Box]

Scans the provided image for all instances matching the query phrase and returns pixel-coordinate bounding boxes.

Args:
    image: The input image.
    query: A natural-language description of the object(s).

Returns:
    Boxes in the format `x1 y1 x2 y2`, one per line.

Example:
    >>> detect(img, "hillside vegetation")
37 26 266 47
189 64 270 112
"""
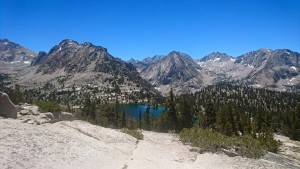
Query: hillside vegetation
4 83 300 158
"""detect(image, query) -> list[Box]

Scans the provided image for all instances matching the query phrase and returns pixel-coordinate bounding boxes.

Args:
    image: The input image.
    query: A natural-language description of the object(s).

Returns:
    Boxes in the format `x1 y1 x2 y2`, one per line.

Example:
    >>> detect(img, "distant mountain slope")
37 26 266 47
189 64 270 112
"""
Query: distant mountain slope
200 52 233 62
127 55 165 73
127 59 148 73
242 49 300 89
197 52 235 75
141 51 203 94
198 49 300 90
32 39 139 79
142 55 165 65
14 39 156 96
234 48 272 68
0 39 37 63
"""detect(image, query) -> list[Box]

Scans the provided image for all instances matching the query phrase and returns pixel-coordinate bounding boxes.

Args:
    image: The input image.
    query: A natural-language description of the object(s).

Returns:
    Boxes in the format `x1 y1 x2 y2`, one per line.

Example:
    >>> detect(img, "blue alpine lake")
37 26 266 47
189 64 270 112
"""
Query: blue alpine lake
117 103 166 120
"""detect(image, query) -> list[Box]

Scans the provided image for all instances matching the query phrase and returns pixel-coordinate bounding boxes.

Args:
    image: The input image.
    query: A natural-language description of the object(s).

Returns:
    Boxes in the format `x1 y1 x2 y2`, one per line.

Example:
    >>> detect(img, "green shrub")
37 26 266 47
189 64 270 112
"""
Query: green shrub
121 128 144 140
34 100 61 112
179 127 269 158
257 128 282 153
235 134 266 158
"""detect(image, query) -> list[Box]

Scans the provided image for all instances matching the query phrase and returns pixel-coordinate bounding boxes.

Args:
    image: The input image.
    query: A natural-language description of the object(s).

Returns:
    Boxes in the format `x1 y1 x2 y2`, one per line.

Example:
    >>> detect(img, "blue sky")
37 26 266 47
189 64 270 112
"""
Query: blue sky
1 0 299 60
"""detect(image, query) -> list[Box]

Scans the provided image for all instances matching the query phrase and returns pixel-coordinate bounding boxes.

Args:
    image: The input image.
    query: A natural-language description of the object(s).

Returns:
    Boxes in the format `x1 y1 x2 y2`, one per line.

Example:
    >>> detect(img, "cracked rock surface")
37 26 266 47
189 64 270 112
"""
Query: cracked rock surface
0 119 299 169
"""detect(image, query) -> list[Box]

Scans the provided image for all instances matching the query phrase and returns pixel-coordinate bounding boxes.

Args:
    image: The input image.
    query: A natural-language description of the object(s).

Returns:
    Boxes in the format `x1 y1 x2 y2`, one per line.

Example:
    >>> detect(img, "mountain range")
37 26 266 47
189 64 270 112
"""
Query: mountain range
132 49 300 94
0 38 299 95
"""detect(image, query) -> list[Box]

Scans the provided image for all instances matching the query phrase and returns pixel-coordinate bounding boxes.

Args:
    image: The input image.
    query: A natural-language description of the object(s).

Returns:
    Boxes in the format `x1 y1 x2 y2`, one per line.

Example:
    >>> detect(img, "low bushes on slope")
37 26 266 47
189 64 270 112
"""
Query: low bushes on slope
179 127 281 158
34 100 61 112
121 128 144 140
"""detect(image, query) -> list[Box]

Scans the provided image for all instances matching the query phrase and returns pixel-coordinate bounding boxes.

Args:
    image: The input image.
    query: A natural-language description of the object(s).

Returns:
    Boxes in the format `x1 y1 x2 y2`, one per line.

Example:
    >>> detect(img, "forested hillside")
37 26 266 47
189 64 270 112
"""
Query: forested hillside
174 84 300 141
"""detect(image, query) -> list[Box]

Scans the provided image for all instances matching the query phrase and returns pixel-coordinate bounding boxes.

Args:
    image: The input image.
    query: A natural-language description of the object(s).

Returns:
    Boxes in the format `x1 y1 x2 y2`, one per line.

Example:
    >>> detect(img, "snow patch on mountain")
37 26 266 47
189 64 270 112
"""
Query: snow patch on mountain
291 66 297 71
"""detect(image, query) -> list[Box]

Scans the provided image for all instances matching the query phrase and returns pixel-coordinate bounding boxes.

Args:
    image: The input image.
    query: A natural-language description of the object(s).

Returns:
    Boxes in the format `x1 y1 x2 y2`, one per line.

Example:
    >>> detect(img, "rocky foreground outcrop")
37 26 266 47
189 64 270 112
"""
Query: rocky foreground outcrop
0 92 18 118
16 104 74 125
0 91 74 124
0 119 299 169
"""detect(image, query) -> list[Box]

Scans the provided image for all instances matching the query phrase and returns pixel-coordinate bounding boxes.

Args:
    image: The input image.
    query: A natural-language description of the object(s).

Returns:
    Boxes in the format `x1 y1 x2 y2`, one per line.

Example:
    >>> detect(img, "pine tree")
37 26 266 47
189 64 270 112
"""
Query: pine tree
139 108 142 129
225 121 233 136
121 107 127 128
290 106 300 141
205 101 216 129
82 93 91 120
8 84 25 104
216 105 228 133
82 93 97 122
90 100 96 123
144 104 151 130
159 111 169 132
101 103 116 127
168 87 178 131
228 106 237 135
178 95 193 128
290 122 300 141
129 115 136 129
296 104 300 122
115 96 119 128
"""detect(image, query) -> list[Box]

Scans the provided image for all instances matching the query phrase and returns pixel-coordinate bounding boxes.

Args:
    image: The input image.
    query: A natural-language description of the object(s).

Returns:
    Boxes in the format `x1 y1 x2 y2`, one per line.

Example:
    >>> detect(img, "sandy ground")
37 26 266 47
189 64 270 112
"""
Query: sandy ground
0 119 298 169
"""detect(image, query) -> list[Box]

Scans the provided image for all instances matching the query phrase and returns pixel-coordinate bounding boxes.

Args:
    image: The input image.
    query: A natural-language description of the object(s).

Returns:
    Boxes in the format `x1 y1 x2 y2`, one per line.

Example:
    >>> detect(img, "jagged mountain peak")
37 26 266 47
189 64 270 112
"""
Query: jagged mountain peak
0 38 10 43
140 51 202 94
56 39 107 51
200 52 233 62
233 48 298 69
164 51 195 65
33 40 117 74
16 39 156 96
168 51 192 59
265 49 300 68
0 39 18 48
168 51 182 55
59 39 79 46
128 58 138 63
142 55 165 65
127 58 148 73
82 42 94 46
234 48 273 67
273 49 294 55
251 48 273 53
237 48 272 57
43 40 109 65
0 39 37 63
